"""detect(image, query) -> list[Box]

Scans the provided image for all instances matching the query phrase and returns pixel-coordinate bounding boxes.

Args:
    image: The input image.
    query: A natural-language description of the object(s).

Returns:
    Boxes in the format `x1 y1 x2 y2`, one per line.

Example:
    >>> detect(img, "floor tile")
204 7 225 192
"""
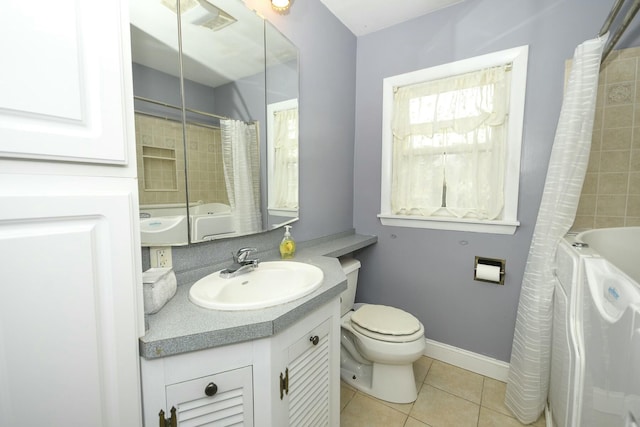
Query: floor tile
425 360 484 404
479 406 529 427
403 416 431 427
369 392 415 415
341 382 356 411
409 384 479 427
413 356 433 390
481 377 512 417
340 355 546 427
340 392 407 427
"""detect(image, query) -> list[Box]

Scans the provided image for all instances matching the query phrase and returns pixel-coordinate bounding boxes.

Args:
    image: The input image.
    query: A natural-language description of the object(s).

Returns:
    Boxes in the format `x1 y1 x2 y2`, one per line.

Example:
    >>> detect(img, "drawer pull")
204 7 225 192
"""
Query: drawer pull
310 335 319 345
204 382 218 397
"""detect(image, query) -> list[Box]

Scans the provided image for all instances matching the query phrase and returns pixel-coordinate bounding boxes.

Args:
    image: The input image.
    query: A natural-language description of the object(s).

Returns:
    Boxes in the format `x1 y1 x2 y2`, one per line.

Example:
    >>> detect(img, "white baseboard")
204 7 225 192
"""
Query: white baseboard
424 338 510 382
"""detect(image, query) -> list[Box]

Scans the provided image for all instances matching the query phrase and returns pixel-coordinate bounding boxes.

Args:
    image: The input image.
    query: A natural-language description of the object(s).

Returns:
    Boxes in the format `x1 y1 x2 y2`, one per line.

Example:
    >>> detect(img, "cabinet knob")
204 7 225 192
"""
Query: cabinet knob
204 382 218 397
310 335 319 345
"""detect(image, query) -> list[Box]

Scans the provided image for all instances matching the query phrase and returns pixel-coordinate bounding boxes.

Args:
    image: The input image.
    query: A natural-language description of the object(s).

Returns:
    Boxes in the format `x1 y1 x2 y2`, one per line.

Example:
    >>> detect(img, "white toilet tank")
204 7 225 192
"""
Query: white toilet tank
339 257 361 316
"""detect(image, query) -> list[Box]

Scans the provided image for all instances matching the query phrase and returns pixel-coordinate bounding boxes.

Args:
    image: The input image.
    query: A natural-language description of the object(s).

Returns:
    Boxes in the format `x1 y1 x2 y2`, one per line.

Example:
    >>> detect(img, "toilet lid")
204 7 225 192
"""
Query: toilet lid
351 304 421 336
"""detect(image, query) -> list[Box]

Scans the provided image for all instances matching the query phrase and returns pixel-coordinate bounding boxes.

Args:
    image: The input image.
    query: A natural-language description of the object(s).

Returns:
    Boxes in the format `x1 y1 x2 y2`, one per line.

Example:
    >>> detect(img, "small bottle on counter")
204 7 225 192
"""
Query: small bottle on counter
279 225 296 259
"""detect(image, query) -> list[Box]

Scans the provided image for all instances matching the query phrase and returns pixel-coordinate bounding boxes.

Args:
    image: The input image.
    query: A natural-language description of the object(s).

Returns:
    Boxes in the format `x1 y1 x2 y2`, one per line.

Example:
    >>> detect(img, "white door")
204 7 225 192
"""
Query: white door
286 319 331 427
0 178 143 427
0 0 143 426
0 0 132 165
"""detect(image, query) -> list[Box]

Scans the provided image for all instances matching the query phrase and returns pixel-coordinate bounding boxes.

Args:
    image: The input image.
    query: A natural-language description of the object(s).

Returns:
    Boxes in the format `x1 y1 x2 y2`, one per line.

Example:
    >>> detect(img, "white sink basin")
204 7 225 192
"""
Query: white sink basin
189 261 324 310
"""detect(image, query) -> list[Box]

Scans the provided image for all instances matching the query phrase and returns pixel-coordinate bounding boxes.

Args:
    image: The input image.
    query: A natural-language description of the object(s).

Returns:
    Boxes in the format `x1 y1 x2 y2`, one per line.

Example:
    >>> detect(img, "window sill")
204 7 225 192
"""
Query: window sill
268 207 298 218
378 214 519 235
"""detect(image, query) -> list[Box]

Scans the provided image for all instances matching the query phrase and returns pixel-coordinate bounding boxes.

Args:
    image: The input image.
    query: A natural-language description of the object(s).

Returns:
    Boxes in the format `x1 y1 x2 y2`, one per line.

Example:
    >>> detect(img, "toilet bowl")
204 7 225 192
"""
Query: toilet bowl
339 257 426 404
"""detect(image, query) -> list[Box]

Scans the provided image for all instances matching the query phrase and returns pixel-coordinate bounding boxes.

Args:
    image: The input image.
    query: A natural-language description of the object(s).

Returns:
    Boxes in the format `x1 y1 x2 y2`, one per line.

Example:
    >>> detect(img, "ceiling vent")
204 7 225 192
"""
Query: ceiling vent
161 0 237 31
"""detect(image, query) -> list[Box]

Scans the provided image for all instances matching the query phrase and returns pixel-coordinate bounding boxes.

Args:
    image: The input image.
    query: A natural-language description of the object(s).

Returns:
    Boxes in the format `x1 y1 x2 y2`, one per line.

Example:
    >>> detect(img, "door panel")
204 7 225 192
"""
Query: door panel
0 0 130 164
0 187 142 427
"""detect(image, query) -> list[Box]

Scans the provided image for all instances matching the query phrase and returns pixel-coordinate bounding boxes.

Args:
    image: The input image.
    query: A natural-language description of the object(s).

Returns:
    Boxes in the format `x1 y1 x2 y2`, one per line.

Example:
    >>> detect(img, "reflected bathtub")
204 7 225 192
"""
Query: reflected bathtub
190 203 235 242
139 203 189 246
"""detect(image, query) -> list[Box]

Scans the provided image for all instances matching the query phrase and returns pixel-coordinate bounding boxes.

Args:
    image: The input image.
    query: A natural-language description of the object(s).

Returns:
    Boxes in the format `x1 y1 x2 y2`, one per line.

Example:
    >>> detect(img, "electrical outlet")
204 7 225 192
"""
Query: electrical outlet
150 246 172 268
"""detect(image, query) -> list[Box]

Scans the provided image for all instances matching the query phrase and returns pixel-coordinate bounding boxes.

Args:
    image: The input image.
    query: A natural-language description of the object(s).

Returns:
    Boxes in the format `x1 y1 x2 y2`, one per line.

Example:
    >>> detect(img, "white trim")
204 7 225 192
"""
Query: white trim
424 338 510 382
380 45 529 234
379 214 519 235
268 207 298 217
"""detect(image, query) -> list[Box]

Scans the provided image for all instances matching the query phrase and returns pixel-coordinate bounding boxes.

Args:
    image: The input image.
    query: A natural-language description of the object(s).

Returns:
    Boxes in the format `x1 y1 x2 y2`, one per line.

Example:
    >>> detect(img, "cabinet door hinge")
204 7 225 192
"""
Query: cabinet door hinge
279 367 289 400
159 406 177 427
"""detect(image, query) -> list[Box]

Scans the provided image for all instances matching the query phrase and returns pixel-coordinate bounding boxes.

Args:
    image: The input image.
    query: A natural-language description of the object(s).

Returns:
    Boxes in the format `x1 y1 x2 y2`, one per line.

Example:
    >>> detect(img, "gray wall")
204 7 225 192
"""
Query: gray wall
236 0 358 242
352 0 614 362
162 0 640 364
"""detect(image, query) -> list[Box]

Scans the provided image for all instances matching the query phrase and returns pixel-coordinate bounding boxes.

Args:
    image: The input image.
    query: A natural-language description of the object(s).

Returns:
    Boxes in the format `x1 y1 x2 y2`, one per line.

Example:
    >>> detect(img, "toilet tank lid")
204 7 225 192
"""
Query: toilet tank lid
339 257 361 274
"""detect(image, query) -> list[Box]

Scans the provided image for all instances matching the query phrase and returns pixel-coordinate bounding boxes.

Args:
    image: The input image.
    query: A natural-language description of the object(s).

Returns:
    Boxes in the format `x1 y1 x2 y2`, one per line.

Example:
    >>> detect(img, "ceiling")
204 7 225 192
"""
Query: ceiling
318 0 465 36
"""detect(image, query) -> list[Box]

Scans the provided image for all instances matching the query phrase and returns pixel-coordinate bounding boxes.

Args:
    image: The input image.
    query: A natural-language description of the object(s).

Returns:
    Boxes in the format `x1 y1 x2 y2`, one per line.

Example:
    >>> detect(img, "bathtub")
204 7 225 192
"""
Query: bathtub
139 202 235 244
576 227 640 284
550 227 640 427
139 203 189 246
189 203 235 242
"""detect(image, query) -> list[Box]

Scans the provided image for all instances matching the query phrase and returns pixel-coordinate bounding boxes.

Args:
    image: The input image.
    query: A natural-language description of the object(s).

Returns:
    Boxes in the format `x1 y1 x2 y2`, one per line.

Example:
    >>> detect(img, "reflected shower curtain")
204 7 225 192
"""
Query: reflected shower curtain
505 35 606 424
221 119 262 235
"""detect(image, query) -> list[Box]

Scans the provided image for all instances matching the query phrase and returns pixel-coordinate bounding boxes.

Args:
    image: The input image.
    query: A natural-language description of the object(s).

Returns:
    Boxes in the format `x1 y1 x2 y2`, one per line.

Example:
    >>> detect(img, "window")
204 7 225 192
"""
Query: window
267 99 299 219
379 46 528 234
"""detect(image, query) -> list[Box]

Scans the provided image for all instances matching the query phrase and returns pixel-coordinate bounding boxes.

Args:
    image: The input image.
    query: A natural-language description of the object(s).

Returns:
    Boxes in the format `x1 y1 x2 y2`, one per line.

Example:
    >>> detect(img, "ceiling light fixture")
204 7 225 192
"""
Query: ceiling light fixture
271 0 292 13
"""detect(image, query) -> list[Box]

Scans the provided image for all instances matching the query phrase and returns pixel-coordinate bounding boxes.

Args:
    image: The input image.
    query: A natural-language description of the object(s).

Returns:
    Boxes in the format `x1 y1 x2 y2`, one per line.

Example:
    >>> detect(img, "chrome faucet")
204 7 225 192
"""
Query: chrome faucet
219 247 259 278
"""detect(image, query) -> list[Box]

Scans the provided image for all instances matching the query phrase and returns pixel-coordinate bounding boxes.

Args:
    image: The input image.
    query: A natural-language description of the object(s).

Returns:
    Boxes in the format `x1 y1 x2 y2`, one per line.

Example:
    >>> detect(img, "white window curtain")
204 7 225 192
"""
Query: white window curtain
272 108 299 209
391 65 510 220
504 35 606 424
221 119 262 235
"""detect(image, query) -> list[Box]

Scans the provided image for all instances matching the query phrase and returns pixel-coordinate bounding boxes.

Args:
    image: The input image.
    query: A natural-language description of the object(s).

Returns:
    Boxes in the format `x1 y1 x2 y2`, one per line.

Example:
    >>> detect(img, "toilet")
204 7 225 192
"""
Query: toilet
339 257 426 404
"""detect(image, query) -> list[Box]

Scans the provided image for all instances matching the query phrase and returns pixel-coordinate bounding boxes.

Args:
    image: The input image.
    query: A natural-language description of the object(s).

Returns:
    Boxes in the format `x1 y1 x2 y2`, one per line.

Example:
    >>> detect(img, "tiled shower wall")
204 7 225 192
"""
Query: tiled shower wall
574 46 640 229
135 113 228 206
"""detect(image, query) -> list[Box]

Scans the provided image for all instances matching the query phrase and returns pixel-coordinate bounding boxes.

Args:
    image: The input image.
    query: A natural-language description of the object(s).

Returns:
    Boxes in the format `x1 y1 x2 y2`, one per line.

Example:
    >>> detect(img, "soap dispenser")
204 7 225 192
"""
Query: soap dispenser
279 225 296 259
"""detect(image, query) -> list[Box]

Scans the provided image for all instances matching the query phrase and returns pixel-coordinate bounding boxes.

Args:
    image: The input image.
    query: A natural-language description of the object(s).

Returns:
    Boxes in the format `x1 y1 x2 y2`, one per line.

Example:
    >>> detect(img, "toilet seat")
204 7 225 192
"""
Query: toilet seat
350 304 424 343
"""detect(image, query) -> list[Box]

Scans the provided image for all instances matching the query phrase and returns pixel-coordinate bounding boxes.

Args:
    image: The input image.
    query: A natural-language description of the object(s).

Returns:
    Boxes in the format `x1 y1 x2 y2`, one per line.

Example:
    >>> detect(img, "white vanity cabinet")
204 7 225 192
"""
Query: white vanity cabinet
141 297 341 427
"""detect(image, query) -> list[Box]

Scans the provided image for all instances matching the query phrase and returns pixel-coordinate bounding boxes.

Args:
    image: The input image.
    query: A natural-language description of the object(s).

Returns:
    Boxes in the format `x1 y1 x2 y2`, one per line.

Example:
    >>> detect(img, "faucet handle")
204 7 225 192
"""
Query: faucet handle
234 247 257 263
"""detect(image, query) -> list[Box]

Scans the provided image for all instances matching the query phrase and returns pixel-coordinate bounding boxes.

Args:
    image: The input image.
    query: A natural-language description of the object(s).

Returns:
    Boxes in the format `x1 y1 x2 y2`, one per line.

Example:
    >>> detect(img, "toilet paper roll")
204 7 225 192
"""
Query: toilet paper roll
475 263 502 283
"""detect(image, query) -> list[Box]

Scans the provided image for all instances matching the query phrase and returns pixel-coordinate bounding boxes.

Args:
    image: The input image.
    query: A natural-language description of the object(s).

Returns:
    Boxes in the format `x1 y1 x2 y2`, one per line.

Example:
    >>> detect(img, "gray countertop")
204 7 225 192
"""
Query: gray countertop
139 233 377 359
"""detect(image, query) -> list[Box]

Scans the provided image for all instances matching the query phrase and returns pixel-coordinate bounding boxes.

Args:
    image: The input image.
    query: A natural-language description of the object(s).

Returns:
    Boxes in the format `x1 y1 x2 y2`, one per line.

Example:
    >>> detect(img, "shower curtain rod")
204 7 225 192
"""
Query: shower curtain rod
134 110 220 131
134 95 231 121
599 0 640 63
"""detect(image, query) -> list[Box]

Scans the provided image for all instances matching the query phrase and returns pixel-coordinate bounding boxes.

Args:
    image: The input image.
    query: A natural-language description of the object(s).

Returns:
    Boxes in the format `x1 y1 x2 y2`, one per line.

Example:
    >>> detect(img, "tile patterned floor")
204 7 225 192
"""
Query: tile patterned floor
340 357 546 427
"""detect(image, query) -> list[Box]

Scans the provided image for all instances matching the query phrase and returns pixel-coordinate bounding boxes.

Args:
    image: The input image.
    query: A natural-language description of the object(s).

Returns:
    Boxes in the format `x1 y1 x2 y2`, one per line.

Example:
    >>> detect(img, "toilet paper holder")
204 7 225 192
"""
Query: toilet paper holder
474 256 505 285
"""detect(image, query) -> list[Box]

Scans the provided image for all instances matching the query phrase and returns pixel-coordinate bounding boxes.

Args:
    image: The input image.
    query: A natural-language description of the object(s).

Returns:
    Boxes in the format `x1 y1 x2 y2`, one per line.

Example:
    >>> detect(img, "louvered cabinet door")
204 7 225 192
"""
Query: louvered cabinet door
165 366 253 426
286 319 332 427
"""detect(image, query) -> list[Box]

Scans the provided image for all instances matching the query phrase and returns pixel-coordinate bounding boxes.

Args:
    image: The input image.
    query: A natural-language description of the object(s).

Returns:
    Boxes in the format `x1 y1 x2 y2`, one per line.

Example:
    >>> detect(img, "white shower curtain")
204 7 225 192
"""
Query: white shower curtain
221 119 263 235
504 35 606 424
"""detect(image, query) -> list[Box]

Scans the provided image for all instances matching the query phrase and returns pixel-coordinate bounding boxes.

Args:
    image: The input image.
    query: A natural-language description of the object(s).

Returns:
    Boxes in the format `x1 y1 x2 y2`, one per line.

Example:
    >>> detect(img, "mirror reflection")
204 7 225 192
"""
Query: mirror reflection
130 0 299 246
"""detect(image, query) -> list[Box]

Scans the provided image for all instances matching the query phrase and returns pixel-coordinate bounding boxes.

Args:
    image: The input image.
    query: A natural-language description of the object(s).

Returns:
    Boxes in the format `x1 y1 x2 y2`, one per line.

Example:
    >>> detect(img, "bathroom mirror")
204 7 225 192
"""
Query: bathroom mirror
130 0 299 246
